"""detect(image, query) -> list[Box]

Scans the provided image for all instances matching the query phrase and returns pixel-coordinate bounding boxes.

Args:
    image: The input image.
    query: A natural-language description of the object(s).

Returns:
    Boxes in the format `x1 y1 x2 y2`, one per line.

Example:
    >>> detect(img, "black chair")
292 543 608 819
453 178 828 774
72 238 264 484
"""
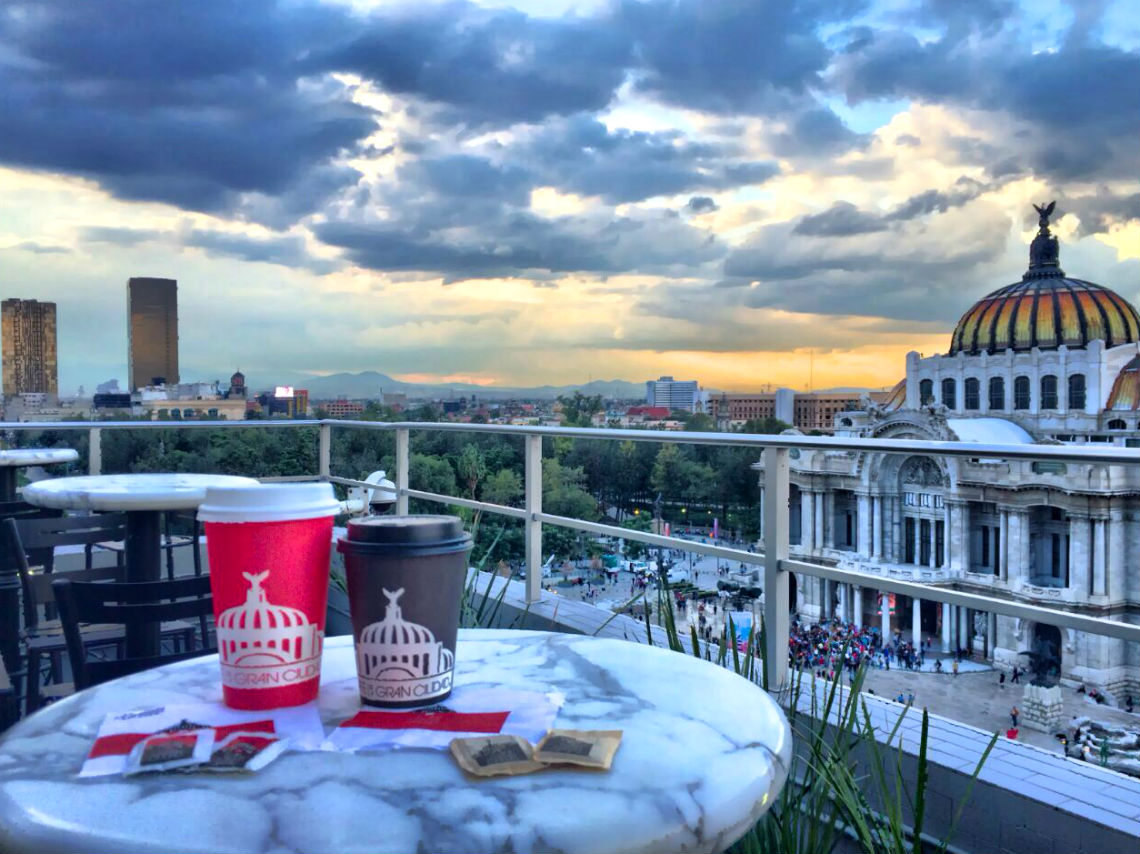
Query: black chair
5 515 196 712
92 510 202 581
0 502 63 687
52 575 214 690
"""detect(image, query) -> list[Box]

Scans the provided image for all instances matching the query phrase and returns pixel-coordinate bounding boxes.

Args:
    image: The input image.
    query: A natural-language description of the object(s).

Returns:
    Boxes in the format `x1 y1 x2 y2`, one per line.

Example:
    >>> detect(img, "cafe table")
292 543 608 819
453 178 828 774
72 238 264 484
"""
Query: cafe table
20 473 259 657
0 630 792 854
0 448 79 501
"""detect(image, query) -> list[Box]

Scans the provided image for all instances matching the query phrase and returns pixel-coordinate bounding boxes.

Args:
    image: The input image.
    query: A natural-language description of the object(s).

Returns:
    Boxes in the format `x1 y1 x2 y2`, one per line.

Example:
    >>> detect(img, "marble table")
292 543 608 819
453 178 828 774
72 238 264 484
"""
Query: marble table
0 448 79 501
21 473 258 657
0 630 792 854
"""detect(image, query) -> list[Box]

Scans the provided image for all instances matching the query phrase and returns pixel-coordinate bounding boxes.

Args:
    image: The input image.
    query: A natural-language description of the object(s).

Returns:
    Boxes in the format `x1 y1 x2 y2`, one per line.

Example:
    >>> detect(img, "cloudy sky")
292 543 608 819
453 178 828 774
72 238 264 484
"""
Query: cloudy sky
2 0 1137 394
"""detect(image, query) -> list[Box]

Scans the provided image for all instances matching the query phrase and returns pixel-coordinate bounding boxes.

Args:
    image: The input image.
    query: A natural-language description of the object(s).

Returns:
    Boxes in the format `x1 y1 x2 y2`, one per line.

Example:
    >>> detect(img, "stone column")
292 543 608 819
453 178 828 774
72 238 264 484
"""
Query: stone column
801 490 813 552
821 578 832 620
928 520 938 568
880 591 891 641
958 607 969 652
1092 517 1107 596
986 612 997 660
872 496 883 558
853 586 863 629
999 509 1009 581
857 493 872 558
941 602 951 653
1011 509 1031 587
912 596 922 645
1108 508 1126 603
1069 514 1090 597
815 490 825 552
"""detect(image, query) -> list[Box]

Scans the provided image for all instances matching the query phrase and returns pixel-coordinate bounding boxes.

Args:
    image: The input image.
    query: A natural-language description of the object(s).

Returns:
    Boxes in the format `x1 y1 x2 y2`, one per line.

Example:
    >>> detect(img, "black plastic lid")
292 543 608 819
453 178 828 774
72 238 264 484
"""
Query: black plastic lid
340 514 471 554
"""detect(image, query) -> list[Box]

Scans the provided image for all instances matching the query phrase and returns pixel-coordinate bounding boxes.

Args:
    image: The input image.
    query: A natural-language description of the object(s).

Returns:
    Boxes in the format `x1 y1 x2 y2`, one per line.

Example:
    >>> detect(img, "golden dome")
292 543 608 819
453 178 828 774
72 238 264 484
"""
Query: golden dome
949 204 1140 356
1107 356 1140 411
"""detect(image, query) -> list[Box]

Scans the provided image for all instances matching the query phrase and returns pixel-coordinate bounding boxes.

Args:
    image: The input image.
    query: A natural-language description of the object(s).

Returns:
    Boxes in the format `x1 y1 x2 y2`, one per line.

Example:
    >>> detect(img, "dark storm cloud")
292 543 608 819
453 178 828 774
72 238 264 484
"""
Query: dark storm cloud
182 230 339 274
77 223 335 272
0 0 372 221
1061 191 1140 237
79 226 163 246
794 202 886 236
13 241 70 254
308 2 631 126
720 205 1012 322
791 178 989 237
617 0 838 114
515 116 779 204
315 204 723 281
768 108 869 157
686 197 719 214
835 17 1139 183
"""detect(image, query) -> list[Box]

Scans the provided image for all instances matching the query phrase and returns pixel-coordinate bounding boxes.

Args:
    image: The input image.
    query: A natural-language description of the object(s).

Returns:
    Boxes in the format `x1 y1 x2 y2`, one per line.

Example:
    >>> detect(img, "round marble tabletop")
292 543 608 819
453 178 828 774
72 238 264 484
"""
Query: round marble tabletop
0 448 79 468
21 473 260 512
0 630 792 854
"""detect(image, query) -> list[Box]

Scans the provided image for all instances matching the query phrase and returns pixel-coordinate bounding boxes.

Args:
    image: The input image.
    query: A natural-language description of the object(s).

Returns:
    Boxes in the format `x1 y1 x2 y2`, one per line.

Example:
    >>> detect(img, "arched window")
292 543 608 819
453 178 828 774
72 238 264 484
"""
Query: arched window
941 378 956 409
1014 376 1031 410
964 378 980 410
988 376 1005 410
1040 375 1058 409
919 379 934 405
1068 374 1086 410
1108 418 1127 430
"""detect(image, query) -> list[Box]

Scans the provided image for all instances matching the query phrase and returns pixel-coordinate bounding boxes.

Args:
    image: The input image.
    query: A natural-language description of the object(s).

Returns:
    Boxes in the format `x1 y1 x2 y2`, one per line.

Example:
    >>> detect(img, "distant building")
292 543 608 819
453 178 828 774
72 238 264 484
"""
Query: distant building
324 400 364 418
127 277 178 390
2 298 58 395
92 393 133 412
708 389 888 433
256 387 309 418
134 381 245 420
646 376 701 412
227 371 246 400
379 390 408 411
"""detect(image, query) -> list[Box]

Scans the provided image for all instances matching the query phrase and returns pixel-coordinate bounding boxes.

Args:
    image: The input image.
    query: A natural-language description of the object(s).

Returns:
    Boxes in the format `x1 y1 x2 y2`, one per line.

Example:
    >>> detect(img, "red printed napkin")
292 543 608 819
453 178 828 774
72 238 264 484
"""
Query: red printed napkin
81 702 324 777
325 686 563 752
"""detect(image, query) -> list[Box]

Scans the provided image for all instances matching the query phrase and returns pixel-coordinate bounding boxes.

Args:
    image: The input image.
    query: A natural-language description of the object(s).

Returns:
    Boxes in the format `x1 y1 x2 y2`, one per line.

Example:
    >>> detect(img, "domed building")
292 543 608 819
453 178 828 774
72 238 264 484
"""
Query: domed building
216 570 322 668
756 204 1139 698
356 588 455 698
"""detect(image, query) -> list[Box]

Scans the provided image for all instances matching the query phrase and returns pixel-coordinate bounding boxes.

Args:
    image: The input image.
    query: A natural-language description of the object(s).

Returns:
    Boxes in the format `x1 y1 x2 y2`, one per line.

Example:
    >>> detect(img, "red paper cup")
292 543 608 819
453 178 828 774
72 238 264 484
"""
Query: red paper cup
198 484 340 709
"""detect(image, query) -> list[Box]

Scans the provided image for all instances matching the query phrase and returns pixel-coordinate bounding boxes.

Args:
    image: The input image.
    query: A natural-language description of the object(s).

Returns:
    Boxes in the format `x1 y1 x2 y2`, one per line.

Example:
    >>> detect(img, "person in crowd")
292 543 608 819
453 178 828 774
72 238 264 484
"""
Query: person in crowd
1010 705 1019 728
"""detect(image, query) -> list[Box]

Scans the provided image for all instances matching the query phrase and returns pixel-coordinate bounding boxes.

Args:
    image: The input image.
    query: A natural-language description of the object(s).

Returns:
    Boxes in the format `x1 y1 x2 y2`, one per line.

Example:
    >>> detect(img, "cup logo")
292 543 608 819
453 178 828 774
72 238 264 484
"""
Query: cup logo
356 587 455 702
216 570 323 689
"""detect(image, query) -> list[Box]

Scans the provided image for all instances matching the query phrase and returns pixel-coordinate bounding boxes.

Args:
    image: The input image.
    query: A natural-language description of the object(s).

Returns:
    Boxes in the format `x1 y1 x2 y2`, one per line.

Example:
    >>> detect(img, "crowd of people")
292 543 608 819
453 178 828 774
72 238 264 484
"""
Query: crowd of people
787 617 971 680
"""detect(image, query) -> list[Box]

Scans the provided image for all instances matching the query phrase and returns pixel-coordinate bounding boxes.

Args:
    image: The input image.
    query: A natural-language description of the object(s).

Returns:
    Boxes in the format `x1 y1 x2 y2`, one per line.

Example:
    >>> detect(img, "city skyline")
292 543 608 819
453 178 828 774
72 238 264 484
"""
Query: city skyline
1 0 1137 394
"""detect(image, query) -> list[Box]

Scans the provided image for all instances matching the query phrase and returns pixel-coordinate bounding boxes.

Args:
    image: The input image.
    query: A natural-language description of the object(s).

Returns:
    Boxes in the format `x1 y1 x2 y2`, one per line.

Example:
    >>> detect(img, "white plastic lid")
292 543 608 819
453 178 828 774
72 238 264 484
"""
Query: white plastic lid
197 483 341 523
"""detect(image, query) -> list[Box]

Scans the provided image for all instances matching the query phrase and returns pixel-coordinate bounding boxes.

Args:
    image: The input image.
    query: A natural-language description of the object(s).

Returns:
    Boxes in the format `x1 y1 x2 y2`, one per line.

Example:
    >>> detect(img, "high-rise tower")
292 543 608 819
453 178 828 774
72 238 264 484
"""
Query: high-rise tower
1 299 58 395
127 277 179 390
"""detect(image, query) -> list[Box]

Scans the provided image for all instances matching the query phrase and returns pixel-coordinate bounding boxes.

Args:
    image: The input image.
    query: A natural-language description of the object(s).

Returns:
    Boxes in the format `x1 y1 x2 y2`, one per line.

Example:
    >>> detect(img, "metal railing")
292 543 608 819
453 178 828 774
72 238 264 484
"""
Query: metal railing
3 417 1138 690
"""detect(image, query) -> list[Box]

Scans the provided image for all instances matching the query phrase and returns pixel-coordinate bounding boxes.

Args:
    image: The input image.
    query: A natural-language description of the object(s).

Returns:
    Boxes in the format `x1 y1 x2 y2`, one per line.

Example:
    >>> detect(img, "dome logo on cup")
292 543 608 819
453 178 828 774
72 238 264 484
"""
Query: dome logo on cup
216 570 323 689
356 587 455 703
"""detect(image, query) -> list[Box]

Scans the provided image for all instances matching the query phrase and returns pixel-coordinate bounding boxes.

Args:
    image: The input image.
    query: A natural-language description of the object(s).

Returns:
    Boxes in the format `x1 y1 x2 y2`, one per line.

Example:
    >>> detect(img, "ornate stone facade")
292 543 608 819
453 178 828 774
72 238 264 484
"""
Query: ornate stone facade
755 207 1140 699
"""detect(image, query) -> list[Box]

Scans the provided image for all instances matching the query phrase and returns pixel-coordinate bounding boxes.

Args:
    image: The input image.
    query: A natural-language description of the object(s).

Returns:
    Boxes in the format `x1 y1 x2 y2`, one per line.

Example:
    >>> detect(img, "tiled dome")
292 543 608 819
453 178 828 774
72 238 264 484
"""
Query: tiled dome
949 204 1140 356
1107 355 1140 411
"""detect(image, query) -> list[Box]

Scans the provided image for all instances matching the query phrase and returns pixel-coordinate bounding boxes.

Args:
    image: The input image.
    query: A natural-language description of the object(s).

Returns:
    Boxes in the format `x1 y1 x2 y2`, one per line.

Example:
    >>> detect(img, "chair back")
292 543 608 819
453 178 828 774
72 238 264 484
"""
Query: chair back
5 514 129 630
51 574 215 689
0 503 63 573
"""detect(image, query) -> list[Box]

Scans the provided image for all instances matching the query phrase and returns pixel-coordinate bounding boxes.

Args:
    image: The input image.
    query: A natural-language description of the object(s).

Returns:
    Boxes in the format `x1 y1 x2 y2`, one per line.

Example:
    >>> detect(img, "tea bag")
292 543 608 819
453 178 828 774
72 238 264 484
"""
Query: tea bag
123 728 215 775
196 731 288 773
449 734 544 777
534 730 623 769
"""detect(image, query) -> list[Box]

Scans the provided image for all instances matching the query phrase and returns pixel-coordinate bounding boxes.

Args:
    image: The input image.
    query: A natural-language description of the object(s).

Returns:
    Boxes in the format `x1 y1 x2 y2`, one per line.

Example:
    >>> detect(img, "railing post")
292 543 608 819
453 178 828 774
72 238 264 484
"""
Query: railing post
524 434 542 604
88 427 102 475
395 428 410 515
763 447 790 691
318 423 331 481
